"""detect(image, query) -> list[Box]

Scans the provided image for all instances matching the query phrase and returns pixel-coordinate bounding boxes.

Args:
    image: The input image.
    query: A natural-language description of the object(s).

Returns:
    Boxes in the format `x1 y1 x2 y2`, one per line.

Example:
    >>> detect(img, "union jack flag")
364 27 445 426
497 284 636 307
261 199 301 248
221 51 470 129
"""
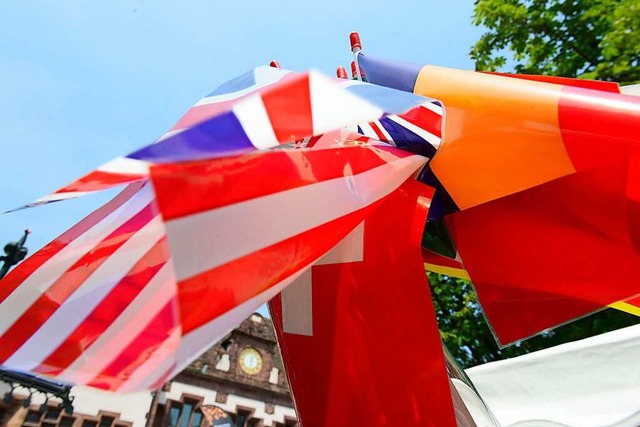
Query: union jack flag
17 67 442 210
0 68 440 391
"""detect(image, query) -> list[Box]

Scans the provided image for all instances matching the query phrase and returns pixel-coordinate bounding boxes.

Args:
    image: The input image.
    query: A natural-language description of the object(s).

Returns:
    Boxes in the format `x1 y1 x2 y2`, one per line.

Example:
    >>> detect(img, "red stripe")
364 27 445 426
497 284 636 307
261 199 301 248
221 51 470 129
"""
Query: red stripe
0 202 157 363
56 170 146 194
35 237 170 375
399 106 442 138
261 74 313 142
178 204 382 334
305 135 323 148
87 299 177 390
151 146 410 221
486 72 620 93
369 122 388 142
0 183 145 305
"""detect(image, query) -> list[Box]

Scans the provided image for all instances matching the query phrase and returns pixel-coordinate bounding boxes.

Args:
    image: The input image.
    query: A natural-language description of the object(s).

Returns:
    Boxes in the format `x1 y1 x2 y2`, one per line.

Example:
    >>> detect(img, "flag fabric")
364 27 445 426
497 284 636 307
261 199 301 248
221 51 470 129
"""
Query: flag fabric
269 178 458 427
0 141 428 392
17 68 440 210
358 52 640 344
358 53 639 211
0 182 180 391
4 50 640 427
445 168 640 344
356 101 442 158
150 144 428 377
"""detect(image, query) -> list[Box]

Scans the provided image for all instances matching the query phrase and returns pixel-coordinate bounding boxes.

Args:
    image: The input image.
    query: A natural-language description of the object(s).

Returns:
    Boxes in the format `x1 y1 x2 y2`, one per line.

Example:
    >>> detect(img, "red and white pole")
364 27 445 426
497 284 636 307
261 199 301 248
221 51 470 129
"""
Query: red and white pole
336 66 348 79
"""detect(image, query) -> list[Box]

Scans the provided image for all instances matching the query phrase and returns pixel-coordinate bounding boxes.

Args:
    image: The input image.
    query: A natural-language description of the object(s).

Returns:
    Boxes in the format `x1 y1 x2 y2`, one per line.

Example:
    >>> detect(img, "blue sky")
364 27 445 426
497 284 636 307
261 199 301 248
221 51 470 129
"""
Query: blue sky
0 1 483 255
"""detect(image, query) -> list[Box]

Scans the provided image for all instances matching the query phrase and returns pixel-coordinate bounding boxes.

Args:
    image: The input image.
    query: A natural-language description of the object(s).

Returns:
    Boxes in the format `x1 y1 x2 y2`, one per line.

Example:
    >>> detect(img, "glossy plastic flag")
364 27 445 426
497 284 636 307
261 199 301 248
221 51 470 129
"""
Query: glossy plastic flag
4 46 639 427
358 52 640 344
16 68 438 210
0 139 428 391
269 179 458 427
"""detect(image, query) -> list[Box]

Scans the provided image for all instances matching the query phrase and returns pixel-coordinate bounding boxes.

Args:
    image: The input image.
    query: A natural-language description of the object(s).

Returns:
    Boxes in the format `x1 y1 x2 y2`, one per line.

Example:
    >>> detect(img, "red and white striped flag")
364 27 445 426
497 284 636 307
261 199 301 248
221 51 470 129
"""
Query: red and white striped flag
0 143 428 391
0 182 179 391
151 144 428 376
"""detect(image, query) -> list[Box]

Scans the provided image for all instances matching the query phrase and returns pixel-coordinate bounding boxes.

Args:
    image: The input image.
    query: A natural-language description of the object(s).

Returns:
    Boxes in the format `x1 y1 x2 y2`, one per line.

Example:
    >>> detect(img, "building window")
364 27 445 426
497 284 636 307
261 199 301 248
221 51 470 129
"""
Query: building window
76 411 131 427
20 406 130 427
21 406 77 427
58 417 75 427
166 398 204 427
274 419 298 427
232 408 257 427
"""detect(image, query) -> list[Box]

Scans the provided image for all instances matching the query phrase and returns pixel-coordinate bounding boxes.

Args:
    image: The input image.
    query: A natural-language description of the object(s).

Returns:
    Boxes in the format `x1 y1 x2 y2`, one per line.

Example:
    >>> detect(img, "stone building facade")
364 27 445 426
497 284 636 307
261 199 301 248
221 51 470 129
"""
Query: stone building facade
0 313 297 427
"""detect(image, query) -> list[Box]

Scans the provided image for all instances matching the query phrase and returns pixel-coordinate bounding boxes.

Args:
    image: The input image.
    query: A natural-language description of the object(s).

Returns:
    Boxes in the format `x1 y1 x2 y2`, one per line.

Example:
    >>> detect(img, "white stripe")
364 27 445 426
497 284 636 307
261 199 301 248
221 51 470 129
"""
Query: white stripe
5 217 165 370
0 184 155 337
387 114 442 147
422 102 444 116
157 128 183 141
57 261 176 385
357 122 378 139
621 84 640 96
33 191 96 203
372 120 394 142
309 71 383 135
171 268 308 377
97 157 150 175
166 153 426 281
233 95 280 149
117 327 181 393
194 85 265 106
194 67 291 106
254 66 292 87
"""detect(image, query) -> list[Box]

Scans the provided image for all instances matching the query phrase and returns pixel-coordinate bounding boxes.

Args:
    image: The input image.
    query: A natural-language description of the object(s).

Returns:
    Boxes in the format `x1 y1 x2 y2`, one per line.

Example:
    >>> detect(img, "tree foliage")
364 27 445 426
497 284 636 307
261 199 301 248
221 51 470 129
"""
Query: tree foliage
428 272 640 368
448 0 640 369
470 0 640 84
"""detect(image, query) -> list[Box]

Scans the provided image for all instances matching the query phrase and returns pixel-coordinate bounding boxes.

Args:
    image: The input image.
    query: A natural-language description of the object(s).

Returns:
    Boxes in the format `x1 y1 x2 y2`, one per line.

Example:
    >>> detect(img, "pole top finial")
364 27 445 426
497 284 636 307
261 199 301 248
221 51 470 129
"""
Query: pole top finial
350 32 362 53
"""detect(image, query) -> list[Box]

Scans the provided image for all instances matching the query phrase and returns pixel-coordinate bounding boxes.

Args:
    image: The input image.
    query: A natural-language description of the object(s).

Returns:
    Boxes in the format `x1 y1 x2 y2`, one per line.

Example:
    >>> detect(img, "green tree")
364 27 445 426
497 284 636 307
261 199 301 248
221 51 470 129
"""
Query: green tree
428 272 640 369
470 0 640 85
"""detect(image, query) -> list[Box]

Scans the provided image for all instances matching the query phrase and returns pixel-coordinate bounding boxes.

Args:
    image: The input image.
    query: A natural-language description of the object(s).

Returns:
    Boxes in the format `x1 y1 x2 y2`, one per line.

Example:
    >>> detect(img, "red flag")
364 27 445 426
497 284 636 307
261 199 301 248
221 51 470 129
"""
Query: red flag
269 179 457 427
447 164 640 344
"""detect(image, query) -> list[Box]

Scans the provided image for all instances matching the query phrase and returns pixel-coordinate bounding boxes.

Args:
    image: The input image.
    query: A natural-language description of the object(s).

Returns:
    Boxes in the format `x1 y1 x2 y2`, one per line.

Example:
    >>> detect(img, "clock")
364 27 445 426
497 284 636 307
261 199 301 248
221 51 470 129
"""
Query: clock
238 347 263 375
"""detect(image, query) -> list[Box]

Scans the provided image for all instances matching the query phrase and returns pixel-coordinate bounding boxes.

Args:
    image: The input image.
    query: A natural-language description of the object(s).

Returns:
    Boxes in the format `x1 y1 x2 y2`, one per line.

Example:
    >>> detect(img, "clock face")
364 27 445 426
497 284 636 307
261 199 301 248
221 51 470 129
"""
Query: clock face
239 347 263 375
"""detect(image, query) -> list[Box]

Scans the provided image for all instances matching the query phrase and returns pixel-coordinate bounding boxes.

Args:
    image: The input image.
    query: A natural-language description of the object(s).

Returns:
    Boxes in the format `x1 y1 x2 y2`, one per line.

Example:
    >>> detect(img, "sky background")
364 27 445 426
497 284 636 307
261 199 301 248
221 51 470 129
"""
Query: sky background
0 1 483 268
